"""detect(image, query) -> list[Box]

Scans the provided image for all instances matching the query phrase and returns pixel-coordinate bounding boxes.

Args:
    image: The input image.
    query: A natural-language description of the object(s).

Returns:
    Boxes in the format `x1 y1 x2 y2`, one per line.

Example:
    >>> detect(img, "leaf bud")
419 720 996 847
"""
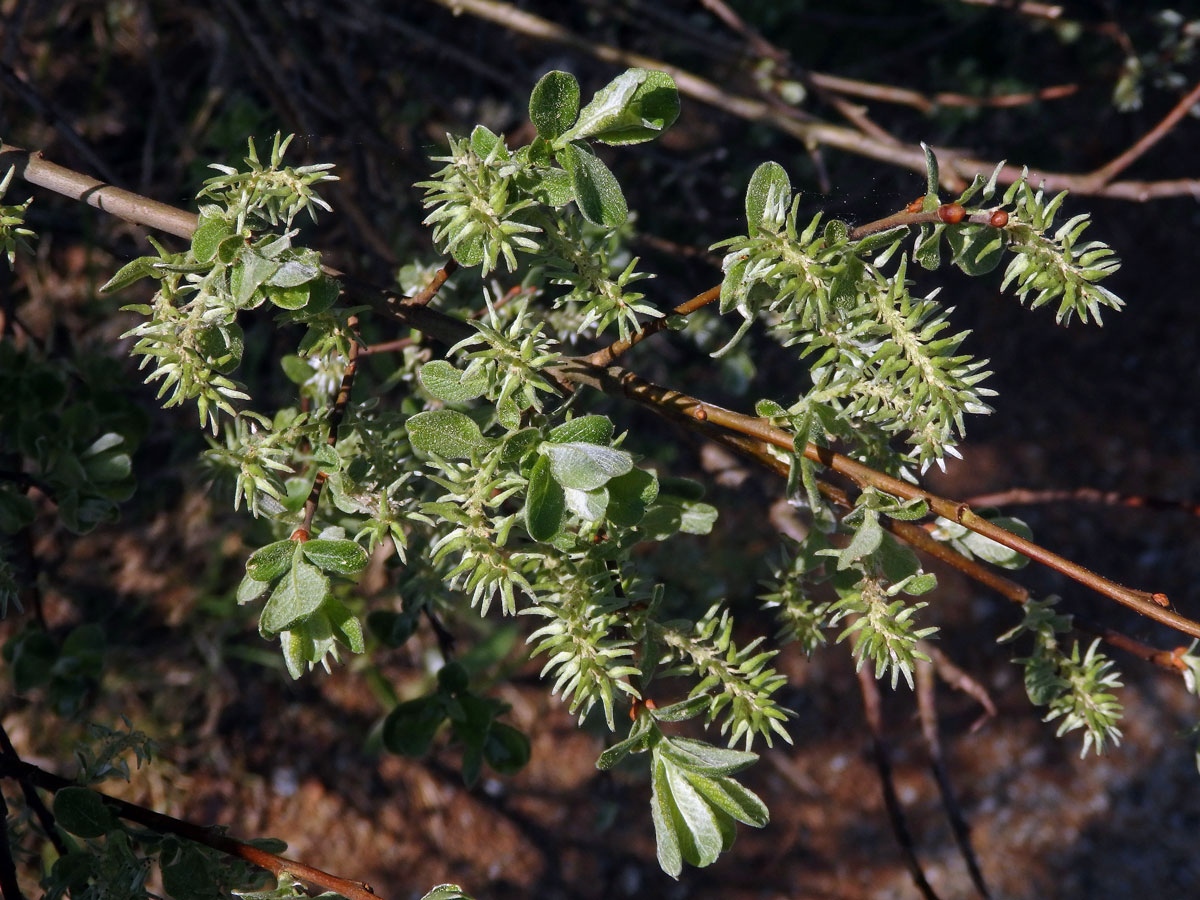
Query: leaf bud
989 209 1009 228
937 202 966 224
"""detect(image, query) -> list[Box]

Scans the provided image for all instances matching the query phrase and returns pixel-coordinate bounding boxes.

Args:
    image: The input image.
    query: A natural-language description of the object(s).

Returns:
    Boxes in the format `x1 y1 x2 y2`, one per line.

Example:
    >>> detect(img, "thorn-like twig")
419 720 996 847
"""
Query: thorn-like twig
858 665 941 900
916 660 993 900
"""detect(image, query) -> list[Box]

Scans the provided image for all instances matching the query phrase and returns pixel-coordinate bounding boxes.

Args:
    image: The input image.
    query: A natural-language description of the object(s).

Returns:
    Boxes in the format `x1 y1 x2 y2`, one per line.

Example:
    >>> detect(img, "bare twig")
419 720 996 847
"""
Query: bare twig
858 666 941 900
0 755 381 900
916 660 992 900
403 258 459 308
1085 81 1200 189
807 71 1077 114
964 485 1200 518
585 285 719 367
921 644 998 730
0 723 67 857
423 0 1200 201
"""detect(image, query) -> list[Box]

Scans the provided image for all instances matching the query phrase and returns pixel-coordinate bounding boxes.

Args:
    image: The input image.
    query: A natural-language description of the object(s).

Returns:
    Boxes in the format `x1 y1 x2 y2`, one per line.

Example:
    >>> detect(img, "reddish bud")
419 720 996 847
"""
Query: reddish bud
694 406 708 421
289 528 310 542
937 202 966 225
989 209 1010 228
645 698 657 710
1152 592 1170 607
906 197 925 213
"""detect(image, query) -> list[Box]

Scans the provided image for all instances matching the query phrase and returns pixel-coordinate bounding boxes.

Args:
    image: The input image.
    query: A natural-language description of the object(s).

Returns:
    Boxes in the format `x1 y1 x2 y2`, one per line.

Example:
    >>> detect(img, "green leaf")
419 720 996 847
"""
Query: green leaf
263 283 311 310
838 511 882 570
687 772 769 828
470 125 509 161
259 558 329 634
101 255 159 293
561 68 679 146
420 886 474 900
406 409 489 459
483 722 531 775
659 737 758 777
236 572 270 605
232 250 282 307
162 846 215 900
596 719 656 770
663 756 725 867
280 354 314 384
191 215 233 264
515 167 574 206
651 755 684 878
745 161 790 236
53 787 115 838
367 609 418 648
564 485 609 521
529 70 580 141
606 467 659 527
544 441 633 491
559 143 627 228
547 414 614 445
382 695 445 757
922 142 939 197
301 538 368 575
419 360 488 404
245 540 297 583
525 454 566 542
960 516 1032 569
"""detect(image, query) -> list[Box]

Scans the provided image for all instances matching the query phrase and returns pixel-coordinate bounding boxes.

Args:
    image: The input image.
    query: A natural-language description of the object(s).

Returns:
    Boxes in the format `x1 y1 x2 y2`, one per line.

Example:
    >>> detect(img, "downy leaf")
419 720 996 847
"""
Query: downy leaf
406 409 489 459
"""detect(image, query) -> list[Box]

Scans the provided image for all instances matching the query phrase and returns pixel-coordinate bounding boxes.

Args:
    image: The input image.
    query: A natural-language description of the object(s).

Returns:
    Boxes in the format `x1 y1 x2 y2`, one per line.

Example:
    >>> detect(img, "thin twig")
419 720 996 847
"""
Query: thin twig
1085 80 1200 189
0 723 67 857
423 0 1200 201
422 604 457 661
0 755 381 900
403 258 459 308
0 786 27 900
857 665 941 900
964 485 1200 518
585 285 719 367
808 71 1077 114
916 660 992 900
921 644 998 731
299 316 361 537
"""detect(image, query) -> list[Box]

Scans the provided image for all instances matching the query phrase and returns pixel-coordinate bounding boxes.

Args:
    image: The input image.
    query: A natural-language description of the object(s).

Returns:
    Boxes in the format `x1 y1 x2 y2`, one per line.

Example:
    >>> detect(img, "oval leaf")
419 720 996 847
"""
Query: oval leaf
406 409 489 459
525 454 566 542
562 68 679 146
53 787 114 838
301 538 368 575
548 415 614 445
544 441 633 491
419 360 488 404
560 143 627 228
744 161 790 237
259 558 329 634
529 70 580 141
245 540 297 583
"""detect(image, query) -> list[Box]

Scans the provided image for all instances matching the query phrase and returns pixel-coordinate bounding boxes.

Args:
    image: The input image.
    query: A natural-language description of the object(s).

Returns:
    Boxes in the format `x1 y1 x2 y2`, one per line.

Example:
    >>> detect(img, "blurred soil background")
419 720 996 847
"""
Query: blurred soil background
2 1 1200 898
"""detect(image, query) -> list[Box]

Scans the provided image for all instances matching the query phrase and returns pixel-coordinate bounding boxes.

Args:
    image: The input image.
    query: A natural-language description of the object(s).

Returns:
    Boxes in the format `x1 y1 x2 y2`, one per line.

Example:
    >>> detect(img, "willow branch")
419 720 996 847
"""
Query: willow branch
1085 81 1200 189
421 0 1200 201
964 485 1200 518
0 143 198 238
560 361 1200 639
11 146 1195 642
0 756 381 900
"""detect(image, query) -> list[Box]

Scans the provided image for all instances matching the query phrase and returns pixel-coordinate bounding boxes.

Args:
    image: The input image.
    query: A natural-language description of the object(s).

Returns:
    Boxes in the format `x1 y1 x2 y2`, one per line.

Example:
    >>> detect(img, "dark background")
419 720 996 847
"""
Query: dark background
2 2 1199 897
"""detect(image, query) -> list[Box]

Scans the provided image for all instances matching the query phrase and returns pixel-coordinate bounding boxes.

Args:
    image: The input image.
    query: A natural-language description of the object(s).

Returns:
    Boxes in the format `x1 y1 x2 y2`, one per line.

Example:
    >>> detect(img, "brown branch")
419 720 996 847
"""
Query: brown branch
1085 81 1200 189
964 485 1200 518
423 0 1200 201
921 644 998 730
858 666 941 900
0 143 198 238
808 71 1077 114
916 661 992 900
565 361 1200 638
402 258 459 308
0 755 381 900
584 285 719 367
